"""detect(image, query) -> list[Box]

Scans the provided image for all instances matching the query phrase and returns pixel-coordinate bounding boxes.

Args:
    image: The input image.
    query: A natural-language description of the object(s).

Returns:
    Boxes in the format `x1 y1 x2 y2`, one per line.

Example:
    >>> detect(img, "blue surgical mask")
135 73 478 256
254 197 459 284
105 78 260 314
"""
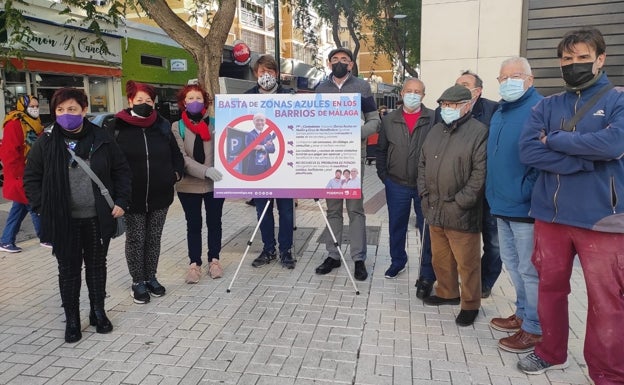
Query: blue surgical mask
440 107 461 125
499 78 526 102
403 93 422 109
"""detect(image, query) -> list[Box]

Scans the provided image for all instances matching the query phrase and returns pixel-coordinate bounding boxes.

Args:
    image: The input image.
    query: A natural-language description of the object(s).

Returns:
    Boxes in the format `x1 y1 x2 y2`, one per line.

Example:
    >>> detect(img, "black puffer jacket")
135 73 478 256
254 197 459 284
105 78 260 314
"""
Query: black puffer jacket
111 112 184 213
417 113 488 233
24 120 132 240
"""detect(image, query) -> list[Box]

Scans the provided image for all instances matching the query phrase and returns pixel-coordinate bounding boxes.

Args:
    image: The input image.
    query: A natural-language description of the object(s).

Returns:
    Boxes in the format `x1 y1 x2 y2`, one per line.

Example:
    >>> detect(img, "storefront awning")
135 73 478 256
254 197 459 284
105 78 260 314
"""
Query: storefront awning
9 58 122 77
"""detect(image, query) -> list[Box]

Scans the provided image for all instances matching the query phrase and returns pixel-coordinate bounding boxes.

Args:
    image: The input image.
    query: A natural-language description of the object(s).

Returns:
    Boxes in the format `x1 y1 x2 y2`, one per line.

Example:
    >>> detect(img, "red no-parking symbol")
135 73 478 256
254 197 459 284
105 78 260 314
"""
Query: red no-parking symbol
218 114 286 181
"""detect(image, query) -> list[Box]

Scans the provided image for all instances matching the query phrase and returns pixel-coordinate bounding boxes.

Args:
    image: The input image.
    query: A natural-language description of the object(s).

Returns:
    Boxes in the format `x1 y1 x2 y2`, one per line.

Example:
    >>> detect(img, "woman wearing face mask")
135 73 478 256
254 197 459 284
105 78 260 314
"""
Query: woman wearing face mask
0 95 49 253
109 80 184 304
23 88 132 343
172 84 225 283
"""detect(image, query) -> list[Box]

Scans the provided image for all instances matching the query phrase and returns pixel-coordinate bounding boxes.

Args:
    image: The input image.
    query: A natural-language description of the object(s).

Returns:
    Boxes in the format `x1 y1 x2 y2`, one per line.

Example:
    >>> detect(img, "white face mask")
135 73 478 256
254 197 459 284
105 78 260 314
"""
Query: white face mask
258 73 277 90
27 107 40 119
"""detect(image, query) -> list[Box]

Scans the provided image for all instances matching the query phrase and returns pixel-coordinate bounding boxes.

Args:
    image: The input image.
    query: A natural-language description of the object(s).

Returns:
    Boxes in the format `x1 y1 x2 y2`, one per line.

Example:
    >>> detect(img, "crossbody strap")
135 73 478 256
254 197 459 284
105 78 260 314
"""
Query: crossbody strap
563 84 613 132
67 147 115 209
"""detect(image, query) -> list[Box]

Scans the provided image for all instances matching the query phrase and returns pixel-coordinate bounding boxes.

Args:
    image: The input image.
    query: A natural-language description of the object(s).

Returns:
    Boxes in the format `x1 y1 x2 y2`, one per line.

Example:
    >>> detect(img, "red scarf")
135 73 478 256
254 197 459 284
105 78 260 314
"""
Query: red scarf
115 109 158 128
181 111 211 141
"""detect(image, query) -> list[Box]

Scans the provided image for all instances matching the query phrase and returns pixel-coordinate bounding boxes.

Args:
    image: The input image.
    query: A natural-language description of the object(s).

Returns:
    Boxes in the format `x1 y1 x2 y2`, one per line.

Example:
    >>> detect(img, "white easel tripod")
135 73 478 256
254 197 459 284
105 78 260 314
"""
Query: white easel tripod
226 198 360 295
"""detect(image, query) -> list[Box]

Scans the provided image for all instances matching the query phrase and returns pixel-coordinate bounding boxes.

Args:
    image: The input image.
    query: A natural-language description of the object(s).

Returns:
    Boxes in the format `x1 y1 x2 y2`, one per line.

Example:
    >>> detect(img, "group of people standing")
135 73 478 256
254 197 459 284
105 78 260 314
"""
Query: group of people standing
376 27 623 384
1 25 621 384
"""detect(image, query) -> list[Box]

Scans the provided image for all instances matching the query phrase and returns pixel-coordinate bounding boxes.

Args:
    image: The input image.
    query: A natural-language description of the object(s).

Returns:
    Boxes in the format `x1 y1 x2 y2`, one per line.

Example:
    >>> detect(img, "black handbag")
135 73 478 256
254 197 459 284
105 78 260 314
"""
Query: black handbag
67 147 126 238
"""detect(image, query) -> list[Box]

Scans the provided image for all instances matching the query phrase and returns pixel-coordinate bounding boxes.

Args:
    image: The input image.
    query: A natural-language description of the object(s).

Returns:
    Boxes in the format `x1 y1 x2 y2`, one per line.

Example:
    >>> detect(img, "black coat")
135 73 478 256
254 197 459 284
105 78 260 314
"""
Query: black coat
24 120 132 240
111 112 185 213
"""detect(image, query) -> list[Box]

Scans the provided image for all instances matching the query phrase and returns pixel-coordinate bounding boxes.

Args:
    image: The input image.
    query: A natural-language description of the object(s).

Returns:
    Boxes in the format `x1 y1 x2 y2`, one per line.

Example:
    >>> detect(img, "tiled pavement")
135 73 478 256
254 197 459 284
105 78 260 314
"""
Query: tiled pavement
0 163 592 385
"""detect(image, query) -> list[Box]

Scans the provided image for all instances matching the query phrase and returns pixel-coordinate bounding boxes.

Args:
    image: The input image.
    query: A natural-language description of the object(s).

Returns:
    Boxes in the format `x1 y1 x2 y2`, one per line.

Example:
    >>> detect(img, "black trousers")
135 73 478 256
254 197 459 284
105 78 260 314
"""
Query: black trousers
57 217 109 310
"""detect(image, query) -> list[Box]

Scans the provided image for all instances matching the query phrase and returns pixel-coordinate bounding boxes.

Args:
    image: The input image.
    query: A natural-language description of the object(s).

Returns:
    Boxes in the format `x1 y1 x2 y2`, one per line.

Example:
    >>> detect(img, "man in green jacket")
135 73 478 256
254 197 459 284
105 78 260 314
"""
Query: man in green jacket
376 78 434 284
417 85 488 327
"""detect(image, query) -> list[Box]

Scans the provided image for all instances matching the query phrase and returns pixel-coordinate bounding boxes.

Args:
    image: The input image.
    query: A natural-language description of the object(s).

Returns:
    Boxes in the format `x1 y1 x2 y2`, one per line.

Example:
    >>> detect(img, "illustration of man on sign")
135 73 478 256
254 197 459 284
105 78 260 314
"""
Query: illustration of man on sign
244 113 276 175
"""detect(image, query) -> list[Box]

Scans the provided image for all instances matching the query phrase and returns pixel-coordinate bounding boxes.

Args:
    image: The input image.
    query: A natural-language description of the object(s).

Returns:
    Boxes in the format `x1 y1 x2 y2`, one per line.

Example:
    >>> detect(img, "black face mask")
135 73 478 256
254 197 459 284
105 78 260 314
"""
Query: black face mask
561 62 595 87
332 62 349 78
132 103 154 117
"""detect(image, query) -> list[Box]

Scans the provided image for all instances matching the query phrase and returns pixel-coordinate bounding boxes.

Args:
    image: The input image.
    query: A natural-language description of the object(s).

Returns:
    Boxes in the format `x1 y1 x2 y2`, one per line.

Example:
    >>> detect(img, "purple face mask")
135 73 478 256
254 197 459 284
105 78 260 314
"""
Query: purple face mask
186 101 205 115
56 114 84 132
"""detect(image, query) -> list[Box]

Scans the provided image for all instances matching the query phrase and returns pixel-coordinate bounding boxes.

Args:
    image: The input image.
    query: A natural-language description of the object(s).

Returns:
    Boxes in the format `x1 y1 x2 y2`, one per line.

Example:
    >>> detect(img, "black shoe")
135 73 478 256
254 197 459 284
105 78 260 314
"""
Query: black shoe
315 257 341 275
64 308 82 343
131 282 151 304
146 277 166 297
415 279 433 299
423 295 461 306
481 286 492 298
252 249 276 267
354 261 368 281
456 309 479 326
89 308 113 334
245 199 256 206
280 250 296 269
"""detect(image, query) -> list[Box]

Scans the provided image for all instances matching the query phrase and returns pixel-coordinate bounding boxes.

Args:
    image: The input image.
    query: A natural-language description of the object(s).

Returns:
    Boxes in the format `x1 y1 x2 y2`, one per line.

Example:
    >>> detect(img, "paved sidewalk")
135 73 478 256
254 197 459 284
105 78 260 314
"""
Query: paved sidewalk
0 163 591 384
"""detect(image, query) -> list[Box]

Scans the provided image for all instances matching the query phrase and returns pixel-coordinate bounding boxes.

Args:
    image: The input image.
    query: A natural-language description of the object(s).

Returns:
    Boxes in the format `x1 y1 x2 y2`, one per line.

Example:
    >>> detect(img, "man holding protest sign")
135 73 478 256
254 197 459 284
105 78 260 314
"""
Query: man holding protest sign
244 55 296 269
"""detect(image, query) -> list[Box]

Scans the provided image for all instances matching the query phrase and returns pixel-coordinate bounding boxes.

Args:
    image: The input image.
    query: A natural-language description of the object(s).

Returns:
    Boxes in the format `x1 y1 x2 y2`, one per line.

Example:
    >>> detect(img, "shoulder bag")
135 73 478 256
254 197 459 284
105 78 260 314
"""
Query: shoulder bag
66 147 126 238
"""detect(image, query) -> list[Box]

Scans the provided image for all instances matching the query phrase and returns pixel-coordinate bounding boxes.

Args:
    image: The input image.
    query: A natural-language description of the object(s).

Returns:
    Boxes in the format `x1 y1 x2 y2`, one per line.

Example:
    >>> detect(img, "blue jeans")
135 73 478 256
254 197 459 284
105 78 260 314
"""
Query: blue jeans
497 219 540 335
1 201 41 244
255 198 293 253
178 192 225 265
384 178 432 278
481 199 501 289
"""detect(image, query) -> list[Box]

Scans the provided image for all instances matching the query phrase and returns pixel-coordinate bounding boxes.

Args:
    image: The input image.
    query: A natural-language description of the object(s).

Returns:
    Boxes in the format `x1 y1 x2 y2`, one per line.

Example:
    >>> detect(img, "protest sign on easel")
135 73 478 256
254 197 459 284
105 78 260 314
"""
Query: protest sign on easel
214 93 362 294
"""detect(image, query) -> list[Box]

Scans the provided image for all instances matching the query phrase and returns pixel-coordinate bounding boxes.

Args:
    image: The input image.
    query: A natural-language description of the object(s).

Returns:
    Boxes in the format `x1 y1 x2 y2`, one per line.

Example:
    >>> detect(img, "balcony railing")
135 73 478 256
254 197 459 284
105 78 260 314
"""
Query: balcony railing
240 9 264 29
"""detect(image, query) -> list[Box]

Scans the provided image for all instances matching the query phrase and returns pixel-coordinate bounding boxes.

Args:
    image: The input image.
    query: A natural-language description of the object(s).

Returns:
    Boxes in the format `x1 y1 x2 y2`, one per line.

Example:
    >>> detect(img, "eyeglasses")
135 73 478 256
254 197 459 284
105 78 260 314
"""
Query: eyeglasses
330 57 351 64
497 73 529 83
439 101 467 109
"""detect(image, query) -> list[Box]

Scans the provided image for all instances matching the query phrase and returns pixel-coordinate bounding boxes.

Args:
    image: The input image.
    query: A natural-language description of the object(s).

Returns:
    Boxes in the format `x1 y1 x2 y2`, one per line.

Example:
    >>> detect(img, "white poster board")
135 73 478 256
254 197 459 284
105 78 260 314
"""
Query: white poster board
214 93 362 199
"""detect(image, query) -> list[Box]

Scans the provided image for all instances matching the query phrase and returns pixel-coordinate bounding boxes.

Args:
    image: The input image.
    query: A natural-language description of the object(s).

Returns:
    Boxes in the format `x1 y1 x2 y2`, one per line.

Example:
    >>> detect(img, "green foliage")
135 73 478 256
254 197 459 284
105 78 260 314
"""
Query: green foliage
0 0 35 69
288 0 421 80
362 0 420 79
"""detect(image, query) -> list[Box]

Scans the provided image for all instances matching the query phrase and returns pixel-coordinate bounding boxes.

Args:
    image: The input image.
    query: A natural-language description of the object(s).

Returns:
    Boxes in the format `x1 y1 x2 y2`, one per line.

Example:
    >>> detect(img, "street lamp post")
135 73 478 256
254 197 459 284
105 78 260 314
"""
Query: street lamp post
393 14 407 82
274 0 281 70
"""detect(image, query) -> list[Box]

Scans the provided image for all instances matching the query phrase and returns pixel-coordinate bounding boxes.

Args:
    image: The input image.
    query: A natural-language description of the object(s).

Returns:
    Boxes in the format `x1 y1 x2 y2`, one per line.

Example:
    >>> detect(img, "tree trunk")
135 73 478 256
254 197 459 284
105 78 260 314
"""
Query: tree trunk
136 0 236 112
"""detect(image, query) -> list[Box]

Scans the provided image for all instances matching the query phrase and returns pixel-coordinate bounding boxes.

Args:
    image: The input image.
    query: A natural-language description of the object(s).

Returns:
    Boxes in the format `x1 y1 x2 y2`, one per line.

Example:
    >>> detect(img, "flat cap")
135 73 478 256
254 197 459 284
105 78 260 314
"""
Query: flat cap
328 47 354 62
436 85 472 103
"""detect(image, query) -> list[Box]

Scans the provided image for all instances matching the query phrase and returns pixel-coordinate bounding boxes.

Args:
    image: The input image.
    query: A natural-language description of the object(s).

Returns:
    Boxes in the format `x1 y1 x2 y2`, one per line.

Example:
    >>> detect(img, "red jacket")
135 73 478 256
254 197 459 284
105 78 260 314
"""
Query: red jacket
1 118 29 203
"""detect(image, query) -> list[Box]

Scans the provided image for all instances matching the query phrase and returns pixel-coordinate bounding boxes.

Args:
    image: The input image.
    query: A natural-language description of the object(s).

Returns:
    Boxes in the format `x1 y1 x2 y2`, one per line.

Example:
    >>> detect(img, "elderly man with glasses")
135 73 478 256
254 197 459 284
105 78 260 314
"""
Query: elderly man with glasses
486 57 544 354
417 85 488 327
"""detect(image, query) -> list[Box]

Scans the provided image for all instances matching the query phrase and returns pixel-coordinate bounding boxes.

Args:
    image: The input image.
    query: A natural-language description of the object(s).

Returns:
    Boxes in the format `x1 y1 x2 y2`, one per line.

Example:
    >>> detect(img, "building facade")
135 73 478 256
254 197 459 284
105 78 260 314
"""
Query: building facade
1 0 124 125
421 0 624 103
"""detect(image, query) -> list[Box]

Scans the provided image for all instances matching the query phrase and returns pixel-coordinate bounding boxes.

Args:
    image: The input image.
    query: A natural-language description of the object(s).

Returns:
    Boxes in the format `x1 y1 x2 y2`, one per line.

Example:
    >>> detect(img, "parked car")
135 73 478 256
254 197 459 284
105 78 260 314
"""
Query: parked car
87 112 115 128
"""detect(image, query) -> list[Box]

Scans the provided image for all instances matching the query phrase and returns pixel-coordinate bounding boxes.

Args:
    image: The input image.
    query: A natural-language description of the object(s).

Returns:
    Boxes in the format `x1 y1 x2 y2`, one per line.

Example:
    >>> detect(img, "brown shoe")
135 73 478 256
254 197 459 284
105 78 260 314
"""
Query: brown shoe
490 314 522 332
209 260 223 279
498 329 541 353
